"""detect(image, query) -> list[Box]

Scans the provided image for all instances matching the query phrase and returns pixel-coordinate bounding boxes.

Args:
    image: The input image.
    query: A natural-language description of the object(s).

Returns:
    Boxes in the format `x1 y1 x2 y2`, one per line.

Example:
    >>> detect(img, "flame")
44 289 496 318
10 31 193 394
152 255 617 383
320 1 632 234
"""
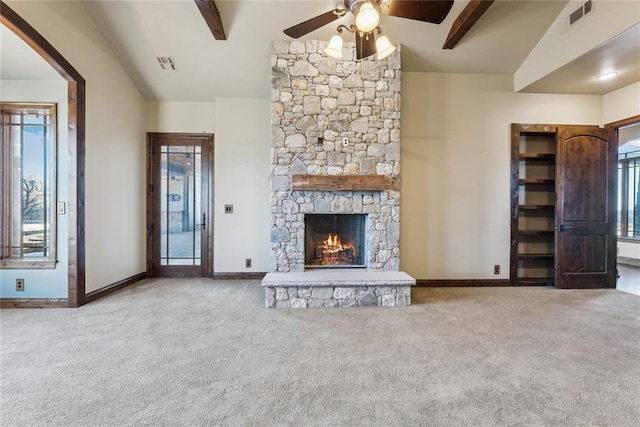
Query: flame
323 233 356 257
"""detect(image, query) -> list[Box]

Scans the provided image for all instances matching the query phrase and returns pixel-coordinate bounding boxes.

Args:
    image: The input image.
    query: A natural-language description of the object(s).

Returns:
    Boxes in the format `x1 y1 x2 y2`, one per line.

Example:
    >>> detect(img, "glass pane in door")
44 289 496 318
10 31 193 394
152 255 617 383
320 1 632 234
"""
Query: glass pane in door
160 145 202 266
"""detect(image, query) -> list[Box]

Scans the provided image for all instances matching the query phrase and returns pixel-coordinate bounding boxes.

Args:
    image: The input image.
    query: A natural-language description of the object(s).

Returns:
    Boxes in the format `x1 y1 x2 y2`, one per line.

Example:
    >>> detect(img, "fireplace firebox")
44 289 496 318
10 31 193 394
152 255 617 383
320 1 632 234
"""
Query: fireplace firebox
304 214 367 268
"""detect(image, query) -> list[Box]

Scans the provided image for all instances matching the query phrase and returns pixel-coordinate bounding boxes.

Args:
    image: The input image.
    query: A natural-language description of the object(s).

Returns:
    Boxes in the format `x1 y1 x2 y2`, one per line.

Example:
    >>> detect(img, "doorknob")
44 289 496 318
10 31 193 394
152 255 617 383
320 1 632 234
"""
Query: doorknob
196 213 206 230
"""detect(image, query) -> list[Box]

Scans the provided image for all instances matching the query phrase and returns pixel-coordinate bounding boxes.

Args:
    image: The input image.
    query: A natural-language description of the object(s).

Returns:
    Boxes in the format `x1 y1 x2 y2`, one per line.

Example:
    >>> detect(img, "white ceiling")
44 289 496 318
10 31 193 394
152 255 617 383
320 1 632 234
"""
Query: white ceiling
78 0 569 101
520 23 640 95
2 1 638 101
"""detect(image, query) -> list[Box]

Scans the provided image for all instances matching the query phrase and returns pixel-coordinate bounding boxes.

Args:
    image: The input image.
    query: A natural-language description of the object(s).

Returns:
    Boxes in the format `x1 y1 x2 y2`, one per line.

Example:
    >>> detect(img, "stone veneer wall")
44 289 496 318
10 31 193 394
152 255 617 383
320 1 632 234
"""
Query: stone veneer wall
270 40 402 273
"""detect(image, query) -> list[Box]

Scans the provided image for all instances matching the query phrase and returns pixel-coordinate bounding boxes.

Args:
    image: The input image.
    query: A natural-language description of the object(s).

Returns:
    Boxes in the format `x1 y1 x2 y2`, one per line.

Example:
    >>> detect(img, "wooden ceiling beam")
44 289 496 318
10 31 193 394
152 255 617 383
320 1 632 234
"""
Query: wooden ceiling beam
443 0 495 49
194 0 227 40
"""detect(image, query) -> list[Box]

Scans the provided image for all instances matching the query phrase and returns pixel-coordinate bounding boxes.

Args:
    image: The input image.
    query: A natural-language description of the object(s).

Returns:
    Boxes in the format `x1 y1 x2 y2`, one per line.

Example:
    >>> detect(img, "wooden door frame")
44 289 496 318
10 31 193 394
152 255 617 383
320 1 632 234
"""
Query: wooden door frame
146 133 214 278
606 114 640 251
0 2 86 307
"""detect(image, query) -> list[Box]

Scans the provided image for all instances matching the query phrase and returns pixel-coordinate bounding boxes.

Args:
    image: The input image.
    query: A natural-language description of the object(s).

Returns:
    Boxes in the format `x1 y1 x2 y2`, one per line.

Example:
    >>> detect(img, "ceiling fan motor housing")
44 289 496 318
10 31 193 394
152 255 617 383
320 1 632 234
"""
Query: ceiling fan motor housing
345 0 385 15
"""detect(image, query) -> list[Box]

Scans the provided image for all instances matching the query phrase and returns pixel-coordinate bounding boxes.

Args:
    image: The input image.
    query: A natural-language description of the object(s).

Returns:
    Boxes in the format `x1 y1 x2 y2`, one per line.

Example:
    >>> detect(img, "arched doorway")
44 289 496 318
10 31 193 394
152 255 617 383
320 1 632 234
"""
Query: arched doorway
1 1 85 307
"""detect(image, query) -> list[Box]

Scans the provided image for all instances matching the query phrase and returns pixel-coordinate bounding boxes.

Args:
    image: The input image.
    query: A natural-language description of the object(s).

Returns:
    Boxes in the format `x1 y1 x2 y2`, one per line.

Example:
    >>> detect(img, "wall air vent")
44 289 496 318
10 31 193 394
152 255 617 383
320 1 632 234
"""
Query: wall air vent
157 56 177 71
569 0 593 26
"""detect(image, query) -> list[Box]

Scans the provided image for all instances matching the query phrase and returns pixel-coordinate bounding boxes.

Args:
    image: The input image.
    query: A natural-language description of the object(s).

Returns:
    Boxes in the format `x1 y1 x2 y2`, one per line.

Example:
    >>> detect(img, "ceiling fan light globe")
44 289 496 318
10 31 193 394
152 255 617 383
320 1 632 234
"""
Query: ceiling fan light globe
355 3 380 32
325 35 344 58
375 35 396 60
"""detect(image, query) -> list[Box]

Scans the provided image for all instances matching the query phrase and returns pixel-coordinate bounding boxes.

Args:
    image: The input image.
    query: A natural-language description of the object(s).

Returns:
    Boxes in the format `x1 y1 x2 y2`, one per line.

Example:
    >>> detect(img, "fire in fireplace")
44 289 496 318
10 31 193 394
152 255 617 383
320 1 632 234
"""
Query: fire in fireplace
305 214 366 268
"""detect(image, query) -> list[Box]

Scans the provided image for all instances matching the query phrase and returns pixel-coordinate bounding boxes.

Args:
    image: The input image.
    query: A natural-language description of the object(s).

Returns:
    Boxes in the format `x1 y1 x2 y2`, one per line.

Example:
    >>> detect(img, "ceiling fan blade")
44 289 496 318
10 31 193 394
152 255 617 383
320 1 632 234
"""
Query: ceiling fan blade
284 10 341 39
386 0 454 24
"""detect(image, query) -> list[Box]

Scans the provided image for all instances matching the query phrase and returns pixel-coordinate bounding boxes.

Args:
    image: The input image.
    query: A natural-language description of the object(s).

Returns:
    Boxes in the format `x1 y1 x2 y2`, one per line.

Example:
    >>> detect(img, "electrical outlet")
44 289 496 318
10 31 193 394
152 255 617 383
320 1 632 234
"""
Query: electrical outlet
493 265 500 275
16 278 25 291
245 259 252 268
342 137 349 147
224 204 233 214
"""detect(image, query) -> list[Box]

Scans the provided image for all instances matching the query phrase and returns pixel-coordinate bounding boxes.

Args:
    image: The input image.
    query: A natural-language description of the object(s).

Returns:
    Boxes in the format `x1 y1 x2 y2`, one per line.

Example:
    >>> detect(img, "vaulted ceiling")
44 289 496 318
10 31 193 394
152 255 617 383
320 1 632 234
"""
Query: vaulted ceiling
3 1 639 101
78 0 570 101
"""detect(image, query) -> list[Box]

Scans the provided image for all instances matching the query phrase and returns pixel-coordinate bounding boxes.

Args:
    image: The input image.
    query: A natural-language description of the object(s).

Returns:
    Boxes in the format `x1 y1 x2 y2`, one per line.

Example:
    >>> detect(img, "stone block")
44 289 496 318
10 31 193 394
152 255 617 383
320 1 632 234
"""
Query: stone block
334 287 356 299
303 96 321 115
337 299 357 307
319 57 337 75
265 288 276 308
298 288 312 298
308 299 325 308
272 40 289 54
329 119 349 132
271 227 291 243
337 88 356 105
351 117 369 134
381 295 396 307
321 98 337 110
276 300 291 309
327 152 346 166
291 298 308 308
361 60 380 80
271 67 291 88
367 144 385 157
344 74 364 88
291 60 319 77
270 176 290 191
275 287 289 301
383 257 400 271
357 290 378 307
376 287 395 296
290 158 306 174
312 287 334 300
386 142 400 161
314 199 330 213
396 295 409 307
397 286 411 297
285 134 306 148
296 116 318 131
324 299 339 307
361 158 377 174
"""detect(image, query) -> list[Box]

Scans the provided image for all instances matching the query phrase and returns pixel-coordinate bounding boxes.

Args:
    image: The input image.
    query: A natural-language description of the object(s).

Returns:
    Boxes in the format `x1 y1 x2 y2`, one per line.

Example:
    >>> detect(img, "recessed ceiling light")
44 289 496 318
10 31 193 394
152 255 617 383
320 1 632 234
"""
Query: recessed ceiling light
595 71 617 81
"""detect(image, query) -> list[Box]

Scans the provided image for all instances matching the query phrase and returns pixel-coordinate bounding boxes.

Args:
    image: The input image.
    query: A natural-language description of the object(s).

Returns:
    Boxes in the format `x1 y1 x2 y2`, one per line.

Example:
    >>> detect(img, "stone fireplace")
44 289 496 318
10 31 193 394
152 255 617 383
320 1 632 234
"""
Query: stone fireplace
262 39 415 308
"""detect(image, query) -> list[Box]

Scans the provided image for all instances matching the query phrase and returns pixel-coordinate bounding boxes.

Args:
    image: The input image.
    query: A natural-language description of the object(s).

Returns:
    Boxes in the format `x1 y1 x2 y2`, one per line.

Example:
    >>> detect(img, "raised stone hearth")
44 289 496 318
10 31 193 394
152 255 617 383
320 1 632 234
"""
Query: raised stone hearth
262 271 416 308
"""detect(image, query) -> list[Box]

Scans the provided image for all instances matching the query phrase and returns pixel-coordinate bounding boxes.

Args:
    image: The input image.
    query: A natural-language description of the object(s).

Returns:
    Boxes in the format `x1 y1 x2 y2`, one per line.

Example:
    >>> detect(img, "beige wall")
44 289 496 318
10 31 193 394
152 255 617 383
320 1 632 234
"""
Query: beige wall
6 0 147 294
146 101 215 133
213 98 271 273
148 99 271 273
603 81 640 124
401 73 602 279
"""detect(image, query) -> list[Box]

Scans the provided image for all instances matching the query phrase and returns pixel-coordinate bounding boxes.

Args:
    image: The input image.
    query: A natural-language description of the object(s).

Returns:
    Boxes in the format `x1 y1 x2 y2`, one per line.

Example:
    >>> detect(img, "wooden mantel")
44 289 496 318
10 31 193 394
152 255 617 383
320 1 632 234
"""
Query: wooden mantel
291 174 400 191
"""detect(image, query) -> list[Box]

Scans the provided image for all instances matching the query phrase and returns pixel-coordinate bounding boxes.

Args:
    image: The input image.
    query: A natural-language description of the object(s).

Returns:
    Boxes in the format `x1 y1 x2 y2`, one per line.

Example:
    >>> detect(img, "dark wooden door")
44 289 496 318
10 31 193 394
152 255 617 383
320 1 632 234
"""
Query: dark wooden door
555 126 616 288
147 134 213 278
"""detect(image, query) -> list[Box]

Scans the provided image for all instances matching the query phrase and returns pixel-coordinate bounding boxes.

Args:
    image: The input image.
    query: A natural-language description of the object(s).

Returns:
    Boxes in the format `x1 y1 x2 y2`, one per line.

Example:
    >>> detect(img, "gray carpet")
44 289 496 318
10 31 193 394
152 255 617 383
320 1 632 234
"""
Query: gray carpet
1 279 639 426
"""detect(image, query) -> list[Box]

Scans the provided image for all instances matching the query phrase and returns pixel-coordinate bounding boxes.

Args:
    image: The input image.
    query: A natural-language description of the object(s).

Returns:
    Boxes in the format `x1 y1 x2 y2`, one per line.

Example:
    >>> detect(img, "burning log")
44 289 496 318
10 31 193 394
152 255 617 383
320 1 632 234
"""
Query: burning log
312 233 356 265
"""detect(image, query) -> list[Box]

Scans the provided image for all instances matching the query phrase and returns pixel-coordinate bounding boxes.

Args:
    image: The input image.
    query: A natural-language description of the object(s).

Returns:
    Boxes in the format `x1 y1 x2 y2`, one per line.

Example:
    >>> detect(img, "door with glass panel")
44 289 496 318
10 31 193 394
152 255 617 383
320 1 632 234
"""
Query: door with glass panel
148 134 212 277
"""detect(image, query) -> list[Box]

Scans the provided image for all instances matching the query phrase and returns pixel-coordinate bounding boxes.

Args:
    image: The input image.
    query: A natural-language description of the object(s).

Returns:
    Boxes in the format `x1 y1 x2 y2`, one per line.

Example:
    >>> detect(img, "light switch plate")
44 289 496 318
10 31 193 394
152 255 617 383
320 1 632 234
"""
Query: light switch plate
57 202 66 215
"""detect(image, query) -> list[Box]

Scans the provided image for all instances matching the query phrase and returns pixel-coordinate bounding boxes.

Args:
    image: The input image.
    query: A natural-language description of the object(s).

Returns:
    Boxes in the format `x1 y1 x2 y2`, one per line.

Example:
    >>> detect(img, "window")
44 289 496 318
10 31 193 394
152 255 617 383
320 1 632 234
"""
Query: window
618 146 640 239
1 103 57 268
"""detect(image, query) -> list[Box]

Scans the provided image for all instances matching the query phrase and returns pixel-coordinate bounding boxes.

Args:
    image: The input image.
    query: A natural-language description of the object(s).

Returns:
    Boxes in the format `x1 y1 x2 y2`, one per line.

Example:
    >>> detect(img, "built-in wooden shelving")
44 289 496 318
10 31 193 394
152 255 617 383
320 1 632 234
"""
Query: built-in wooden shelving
511 124 557 286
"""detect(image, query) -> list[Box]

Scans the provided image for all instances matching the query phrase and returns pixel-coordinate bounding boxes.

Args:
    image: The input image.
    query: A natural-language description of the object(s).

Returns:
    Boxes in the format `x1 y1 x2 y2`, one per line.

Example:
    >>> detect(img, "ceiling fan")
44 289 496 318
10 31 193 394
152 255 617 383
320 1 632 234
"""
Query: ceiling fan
283 0 454 60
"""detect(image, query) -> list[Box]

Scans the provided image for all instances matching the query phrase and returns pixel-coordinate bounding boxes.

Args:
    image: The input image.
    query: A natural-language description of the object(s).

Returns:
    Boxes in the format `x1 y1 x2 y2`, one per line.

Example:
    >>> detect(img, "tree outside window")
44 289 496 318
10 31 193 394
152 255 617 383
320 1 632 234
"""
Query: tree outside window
0 103 57 268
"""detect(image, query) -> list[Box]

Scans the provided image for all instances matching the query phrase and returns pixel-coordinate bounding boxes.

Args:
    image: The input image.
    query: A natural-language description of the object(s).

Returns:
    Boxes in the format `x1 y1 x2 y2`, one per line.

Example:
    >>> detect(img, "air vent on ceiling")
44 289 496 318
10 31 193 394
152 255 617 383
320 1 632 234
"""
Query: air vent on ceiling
569 0 593 26
157 56 177 71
